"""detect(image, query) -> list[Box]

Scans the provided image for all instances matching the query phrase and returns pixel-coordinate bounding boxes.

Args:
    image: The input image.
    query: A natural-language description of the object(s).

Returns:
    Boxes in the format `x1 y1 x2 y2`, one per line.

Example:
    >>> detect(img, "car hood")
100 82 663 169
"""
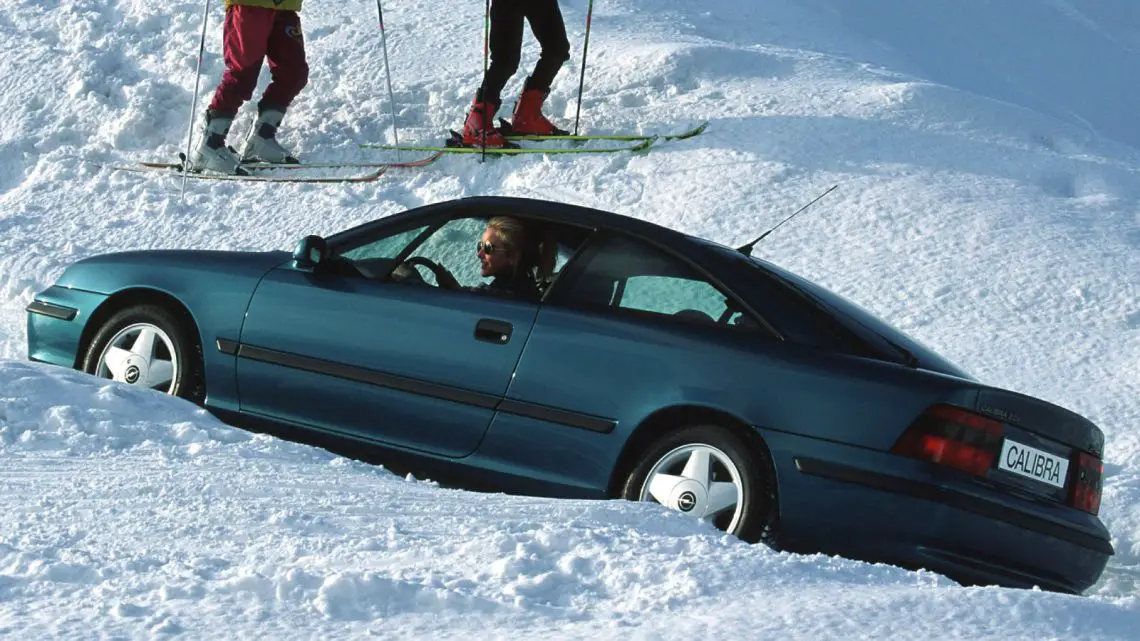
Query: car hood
55 249 292 292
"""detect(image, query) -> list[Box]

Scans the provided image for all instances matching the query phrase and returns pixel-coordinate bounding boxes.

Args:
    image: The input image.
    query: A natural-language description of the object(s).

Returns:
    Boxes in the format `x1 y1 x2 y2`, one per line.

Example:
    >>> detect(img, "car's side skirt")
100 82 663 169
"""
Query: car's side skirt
218 339 616 434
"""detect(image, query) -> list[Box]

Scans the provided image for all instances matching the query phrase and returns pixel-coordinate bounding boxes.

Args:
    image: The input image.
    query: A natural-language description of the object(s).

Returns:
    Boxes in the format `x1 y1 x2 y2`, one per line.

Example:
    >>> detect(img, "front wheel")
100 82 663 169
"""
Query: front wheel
620 425 773 542
81 304 203 402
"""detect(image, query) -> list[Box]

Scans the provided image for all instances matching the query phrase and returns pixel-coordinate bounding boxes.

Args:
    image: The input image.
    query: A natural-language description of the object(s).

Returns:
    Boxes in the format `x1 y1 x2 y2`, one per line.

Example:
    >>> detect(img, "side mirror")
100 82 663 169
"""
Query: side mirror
292 235 327 271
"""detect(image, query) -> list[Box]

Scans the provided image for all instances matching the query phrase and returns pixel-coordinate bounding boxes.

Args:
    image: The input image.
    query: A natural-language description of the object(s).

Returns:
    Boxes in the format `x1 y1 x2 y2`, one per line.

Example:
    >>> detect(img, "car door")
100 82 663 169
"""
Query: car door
234 216 540 458
476 231 774 494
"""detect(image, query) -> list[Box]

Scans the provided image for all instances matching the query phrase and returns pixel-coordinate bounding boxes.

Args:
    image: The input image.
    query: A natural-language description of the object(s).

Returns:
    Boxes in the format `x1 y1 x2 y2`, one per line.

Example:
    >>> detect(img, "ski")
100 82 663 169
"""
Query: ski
499 119 709 142
99 162 388 184
89 150 444 183
357 121 706 155
220 149 445 171
135 149 445 172
360 131 656 155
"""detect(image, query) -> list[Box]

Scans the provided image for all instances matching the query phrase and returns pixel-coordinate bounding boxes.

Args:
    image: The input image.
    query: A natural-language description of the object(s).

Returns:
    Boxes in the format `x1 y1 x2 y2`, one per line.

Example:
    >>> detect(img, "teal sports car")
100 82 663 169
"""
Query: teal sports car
25 196 1112 593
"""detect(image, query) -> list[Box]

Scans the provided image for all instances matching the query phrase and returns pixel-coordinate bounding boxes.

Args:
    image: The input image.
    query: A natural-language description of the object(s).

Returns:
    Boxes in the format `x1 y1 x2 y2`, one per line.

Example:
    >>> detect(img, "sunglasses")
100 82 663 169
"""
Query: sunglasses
477 240 506 255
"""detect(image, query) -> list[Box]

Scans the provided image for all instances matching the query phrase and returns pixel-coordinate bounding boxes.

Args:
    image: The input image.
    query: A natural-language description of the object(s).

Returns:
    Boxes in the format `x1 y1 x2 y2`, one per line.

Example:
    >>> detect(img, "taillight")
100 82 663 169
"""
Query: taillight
1069 451 1103 515
891 404 1003 477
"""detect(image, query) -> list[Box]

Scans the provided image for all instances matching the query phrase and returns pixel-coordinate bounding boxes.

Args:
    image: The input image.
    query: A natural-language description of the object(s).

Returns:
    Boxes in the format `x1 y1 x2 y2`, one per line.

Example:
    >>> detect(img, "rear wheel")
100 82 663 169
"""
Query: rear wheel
81 304 204 402
621 424 773 542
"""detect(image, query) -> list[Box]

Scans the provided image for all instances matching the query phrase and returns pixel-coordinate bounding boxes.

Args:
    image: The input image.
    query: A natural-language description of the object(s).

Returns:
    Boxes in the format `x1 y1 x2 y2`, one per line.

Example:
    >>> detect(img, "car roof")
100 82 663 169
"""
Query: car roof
346 196 700 247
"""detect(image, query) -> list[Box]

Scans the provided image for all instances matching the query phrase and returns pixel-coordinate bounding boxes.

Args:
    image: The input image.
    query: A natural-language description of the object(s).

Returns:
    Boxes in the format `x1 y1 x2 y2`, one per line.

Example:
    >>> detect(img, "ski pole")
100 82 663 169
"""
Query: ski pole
376 0 401 162
181 0 212 203
481 0 490 162
572 0 594 136
482 0 490 79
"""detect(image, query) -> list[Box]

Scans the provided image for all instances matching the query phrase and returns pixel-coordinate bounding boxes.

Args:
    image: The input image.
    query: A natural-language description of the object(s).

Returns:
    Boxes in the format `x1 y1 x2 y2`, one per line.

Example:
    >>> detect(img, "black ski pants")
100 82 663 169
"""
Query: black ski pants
479 0 571 105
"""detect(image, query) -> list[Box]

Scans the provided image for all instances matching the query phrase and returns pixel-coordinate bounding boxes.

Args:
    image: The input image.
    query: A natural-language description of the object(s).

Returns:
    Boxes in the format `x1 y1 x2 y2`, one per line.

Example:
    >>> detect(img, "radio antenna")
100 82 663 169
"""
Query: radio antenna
736 184 839 256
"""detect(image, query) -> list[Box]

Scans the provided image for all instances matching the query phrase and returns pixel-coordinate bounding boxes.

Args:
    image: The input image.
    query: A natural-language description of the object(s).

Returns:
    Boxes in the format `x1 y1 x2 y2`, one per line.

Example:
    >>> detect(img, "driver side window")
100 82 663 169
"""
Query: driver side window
406 217 488 287
341 225 428 262
329 225 429 280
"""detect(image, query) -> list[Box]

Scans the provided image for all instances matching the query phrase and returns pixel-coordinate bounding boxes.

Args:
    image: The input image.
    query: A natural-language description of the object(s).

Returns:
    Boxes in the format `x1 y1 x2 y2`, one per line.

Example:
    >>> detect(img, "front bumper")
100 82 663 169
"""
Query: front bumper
26 286 109 368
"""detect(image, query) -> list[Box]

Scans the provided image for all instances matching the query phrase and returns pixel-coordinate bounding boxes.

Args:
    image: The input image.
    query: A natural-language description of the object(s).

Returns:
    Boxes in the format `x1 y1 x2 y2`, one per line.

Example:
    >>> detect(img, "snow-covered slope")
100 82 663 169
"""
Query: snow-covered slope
0 0 1138 637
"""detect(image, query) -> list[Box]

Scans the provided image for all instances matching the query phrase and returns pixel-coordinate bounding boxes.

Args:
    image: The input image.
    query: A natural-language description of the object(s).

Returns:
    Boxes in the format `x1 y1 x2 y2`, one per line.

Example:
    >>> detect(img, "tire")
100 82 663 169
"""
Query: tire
620 424 773 543
81 304 204 403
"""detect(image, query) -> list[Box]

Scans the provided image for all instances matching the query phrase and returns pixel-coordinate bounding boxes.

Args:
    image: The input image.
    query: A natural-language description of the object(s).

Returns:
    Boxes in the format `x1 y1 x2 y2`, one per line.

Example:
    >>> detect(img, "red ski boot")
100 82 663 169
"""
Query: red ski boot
507 78 568 136
460 97 507 147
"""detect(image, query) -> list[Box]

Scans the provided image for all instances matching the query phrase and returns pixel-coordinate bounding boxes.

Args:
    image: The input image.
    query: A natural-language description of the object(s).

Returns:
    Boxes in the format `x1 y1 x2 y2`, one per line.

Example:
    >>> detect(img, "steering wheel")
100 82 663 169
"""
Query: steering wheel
400 256 460 289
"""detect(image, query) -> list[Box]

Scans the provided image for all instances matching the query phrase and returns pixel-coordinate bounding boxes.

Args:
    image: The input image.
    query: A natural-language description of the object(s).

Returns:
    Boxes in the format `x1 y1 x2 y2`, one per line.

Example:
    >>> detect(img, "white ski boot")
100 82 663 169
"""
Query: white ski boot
188 110 245 175
238 105 299 164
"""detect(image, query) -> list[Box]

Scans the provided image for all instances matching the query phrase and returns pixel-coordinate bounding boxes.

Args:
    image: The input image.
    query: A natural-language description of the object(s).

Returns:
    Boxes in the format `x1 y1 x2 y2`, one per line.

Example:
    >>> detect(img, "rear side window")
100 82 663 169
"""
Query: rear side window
620 276 727 323
548 233 751 329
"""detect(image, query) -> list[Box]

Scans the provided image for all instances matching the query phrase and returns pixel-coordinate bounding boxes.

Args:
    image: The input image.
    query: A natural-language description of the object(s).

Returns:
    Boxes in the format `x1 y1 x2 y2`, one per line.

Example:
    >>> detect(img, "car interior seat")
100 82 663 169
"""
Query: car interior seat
672 309 717 324
567 274 616 308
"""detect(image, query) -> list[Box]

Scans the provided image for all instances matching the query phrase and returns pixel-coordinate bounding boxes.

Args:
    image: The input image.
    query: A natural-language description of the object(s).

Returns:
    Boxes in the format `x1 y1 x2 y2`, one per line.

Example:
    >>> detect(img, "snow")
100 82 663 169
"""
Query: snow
1 0 1139 637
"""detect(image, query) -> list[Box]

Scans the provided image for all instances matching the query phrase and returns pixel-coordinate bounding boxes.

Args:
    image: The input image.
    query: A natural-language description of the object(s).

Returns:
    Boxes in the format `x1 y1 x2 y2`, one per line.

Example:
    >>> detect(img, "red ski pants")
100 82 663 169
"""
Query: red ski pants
208 6 309 116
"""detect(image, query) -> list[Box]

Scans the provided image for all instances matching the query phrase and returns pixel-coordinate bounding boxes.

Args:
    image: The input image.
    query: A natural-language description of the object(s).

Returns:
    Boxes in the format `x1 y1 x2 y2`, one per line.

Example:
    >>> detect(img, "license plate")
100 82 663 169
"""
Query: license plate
997 439 1069 489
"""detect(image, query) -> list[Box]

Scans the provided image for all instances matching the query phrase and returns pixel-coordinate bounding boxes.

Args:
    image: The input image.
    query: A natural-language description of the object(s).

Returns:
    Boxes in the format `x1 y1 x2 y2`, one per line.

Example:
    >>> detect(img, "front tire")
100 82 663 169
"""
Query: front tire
81 304 203 403
621 424 773 542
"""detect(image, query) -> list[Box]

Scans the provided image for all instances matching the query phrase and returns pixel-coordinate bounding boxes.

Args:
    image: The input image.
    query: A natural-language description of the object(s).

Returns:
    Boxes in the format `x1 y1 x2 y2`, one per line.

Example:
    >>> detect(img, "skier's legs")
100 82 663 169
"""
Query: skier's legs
207 6 275 117
523 0 570 91
195 5 274 174
504 0 569 135
481 0 526 105
237 11 307 163
261 10 309 110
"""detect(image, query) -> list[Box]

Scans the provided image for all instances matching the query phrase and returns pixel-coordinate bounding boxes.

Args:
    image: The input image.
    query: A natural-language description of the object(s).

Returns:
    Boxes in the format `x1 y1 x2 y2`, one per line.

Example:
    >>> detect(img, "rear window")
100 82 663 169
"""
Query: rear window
687 236 972 378
749 256 973 379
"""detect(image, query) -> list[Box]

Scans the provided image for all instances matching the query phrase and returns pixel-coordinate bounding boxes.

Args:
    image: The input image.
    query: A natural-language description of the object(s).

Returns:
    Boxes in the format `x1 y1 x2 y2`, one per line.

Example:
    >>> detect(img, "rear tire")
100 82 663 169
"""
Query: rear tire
620 424 773 542
81 304 204 403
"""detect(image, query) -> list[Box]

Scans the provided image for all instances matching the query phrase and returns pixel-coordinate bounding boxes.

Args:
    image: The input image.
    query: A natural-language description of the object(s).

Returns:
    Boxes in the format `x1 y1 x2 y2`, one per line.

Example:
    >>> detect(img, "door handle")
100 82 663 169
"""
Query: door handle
475 318 513 344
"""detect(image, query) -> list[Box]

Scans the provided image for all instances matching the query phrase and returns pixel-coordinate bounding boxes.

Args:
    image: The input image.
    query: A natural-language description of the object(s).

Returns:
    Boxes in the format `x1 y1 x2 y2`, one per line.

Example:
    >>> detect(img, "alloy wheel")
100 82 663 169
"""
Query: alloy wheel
638 443 745 533
94 322 179 394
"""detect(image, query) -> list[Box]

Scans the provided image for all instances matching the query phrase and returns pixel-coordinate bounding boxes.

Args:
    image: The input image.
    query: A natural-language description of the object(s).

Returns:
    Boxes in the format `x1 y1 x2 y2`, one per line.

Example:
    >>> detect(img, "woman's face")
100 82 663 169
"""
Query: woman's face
478 227 516 277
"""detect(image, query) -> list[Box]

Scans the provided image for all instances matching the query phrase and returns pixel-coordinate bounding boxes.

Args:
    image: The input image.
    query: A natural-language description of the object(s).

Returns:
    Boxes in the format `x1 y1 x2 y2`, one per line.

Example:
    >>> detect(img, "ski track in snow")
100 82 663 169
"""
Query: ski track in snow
0 0 1138 637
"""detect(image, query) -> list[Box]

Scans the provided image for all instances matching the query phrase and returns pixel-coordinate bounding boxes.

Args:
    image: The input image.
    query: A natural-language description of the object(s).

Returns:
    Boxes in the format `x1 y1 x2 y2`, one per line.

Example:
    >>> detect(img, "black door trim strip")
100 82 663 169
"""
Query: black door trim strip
26 300 78 321
226 341 616 433
795 456 1113 555
497 399 615 433
237 344 500 409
